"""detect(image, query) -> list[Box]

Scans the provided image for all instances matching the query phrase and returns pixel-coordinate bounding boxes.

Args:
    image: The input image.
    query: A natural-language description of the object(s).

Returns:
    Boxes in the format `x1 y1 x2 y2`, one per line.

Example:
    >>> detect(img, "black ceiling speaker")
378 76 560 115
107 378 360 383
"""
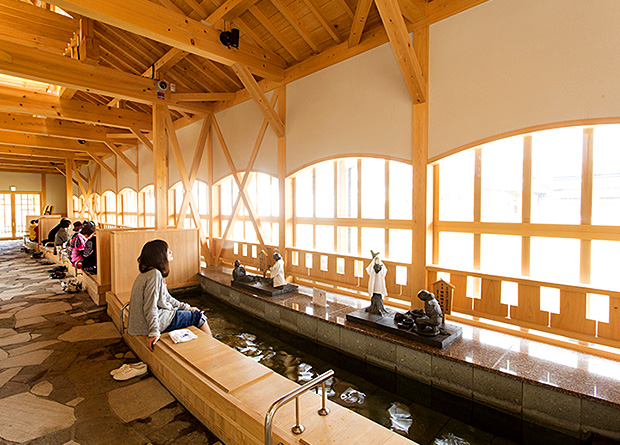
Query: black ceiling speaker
219 29 239 49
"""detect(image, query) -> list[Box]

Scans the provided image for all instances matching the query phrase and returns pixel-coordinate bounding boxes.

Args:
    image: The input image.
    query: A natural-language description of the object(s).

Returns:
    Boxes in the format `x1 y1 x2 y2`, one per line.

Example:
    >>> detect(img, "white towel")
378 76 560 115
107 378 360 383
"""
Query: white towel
169 329 198 344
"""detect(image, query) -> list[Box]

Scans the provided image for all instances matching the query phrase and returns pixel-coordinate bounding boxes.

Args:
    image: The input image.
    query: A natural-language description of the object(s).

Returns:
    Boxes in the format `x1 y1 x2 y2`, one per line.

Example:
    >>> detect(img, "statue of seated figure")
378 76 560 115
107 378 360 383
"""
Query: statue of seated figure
412 290 443 336
232 260 259 283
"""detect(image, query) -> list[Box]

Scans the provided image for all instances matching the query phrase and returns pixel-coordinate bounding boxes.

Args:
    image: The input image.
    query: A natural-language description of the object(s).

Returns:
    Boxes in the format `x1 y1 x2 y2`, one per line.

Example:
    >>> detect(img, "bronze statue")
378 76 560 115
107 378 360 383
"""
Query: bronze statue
232 260 259 283
394 290 443 336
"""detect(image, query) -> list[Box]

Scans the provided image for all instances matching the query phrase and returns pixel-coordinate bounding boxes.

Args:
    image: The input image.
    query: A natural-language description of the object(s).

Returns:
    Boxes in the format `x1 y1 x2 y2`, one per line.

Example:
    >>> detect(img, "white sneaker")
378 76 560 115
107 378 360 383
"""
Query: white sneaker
111 362 147 380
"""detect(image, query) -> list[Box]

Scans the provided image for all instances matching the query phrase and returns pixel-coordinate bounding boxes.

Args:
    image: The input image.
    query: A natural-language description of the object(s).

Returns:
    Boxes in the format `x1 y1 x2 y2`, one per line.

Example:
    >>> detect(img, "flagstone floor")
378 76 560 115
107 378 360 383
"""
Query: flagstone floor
0 240 221 445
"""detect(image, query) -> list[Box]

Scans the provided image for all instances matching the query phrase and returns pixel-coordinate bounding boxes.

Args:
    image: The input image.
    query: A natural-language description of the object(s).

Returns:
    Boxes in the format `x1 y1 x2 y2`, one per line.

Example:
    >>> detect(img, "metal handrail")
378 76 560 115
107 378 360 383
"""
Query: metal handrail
264 369 334 445
120 302 130 334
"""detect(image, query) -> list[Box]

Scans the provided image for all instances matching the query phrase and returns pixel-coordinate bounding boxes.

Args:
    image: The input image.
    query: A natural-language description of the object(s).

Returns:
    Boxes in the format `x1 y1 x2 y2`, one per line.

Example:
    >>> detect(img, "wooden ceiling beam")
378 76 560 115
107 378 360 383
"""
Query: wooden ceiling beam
87 151 116 178
0 145 92 158
0 130 110 153
105 142 138 174
374 0 426 103
0 112 115 143
349 0 373 48
0 166 59 174
171 92 236 101
0 0 78 31
48 0 286 81
0 40 213 115
232 63 284 137
398 0 427 24
0 154 88 165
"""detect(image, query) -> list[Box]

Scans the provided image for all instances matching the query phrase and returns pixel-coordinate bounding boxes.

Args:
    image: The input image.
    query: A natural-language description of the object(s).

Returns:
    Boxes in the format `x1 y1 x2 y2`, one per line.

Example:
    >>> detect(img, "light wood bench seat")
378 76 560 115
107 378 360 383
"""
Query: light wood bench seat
107 290 416 445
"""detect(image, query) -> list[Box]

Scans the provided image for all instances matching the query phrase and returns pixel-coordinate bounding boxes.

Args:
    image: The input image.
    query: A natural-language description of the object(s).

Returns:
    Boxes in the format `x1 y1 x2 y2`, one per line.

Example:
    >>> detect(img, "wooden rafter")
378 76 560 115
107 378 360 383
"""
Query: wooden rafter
270 0 320 53
349 0 373 47
299 0 342 43
232 63 284 138
171 92 236 102
206 0 258 24
0 145 91 159
130 128 154 152
49 0 286 80
249 5 302 61
374 0 426 103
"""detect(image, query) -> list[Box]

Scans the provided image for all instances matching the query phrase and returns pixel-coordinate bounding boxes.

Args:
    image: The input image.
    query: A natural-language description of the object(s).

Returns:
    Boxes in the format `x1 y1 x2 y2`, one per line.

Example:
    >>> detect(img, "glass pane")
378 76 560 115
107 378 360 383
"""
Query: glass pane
480 234 521 277
337 158 357 218
361 227 385 258
437 232 474 270
389 160 412 220
0 194 11 237
315 162 334 218
337 226 358 255
296 224 313 250
15 193 40 235
531 127 582 224
361 158 385 219
592 125 620 225
220 177 233 215
232 220 244 241
388 229 412 263
315 225 334 253
271 177 279 217
295 168 313 217
257 173 272 217
245 221 257 243
198 181 208 215
481 138 523 222
438 150 474 221
530 237 580 284
591 240 620 290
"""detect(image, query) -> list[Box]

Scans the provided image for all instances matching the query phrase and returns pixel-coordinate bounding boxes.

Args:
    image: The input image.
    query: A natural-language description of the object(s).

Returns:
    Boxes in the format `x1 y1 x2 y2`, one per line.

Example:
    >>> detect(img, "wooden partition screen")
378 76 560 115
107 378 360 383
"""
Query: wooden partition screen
96 228 147 286
38 215 63 243
110 229 200 295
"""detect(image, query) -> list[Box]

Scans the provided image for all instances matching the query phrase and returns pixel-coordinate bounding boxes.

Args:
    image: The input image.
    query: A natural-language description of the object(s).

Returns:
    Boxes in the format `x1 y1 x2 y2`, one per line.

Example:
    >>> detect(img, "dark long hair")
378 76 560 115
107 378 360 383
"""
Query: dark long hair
138 239 169 277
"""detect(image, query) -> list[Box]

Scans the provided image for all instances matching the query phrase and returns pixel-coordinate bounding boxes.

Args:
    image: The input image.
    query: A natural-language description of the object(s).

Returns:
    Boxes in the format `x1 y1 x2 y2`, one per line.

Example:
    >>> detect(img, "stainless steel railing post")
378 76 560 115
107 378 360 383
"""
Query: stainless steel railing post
318 381 329 416
264 369 334 445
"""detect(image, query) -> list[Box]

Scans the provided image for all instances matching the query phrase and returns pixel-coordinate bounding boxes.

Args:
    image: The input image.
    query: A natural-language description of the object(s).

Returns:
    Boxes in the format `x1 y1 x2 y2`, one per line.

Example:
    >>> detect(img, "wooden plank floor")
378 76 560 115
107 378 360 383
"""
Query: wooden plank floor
107 291 418 445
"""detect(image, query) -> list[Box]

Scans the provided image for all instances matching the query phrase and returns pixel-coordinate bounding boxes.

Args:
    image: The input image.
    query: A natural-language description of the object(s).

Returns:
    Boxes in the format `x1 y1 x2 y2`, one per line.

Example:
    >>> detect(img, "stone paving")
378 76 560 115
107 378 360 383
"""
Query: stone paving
0 240 222 445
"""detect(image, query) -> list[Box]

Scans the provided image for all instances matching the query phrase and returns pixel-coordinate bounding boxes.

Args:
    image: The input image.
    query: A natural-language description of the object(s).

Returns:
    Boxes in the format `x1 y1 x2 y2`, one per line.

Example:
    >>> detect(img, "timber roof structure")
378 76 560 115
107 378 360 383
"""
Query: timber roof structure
0 0 485 175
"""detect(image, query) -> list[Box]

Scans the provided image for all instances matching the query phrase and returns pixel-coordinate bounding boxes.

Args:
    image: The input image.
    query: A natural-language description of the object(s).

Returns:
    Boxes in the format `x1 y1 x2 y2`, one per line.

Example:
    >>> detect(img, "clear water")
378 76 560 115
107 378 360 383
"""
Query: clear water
178 289 581 445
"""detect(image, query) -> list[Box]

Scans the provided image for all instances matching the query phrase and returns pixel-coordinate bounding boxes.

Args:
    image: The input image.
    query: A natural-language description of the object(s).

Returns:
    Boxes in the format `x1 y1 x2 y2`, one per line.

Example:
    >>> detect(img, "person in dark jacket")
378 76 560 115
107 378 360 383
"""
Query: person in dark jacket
79 221 97 274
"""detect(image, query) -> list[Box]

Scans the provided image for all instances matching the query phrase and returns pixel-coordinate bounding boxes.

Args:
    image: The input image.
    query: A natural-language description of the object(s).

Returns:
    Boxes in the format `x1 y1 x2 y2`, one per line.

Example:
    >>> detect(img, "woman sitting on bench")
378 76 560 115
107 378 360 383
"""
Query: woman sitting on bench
127 240 212 352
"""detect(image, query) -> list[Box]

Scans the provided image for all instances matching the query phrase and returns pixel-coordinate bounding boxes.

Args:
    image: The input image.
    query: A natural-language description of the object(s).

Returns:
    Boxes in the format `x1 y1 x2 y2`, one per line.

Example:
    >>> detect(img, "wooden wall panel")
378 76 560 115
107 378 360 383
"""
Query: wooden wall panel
597 295 620 342
38 215 63 242
450 273 472 313
474 279 508 319
550 290 596 337
110 228 200 295
510 284 548 328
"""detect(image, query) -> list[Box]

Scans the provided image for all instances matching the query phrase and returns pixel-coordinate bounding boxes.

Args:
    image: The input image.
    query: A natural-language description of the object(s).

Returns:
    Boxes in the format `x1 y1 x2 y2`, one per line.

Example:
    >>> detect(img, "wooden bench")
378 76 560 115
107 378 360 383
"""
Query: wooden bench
107 291 415 445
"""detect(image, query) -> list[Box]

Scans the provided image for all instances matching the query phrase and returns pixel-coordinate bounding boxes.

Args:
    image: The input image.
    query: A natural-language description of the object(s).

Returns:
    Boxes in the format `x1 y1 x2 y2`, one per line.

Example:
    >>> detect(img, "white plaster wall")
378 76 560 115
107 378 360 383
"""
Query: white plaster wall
138 144 154 191
0 173 41 191
100 156 117 193
429 0 620 159
116 147 139 191
45 174 66 215
286 42 412 173
212 92 278 183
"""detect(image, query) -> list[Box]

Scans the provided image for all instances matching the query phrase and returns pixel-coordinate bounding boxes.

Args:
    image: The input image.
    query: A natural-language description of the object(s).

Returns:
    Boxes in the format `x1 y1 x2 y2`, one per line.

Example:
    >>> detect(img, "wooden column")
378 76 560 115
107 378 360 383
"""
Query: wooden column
580 128 594 284
153 104 168 229
41 173 46 214
277 86 289 257
207 120 214 264
65 156 74 217
411 26 429 303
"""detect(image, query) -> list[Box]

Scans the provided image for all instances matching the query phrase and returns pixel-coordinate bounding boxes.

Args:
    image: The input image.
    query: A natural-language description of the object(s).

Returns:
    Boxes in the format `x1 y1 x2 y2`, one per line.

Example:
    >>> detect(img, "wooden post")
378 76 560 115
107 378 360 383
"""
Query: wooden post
277 86 288 257
411 26 428 303
153 103 168 229
65 156 74 218
41 173 46 215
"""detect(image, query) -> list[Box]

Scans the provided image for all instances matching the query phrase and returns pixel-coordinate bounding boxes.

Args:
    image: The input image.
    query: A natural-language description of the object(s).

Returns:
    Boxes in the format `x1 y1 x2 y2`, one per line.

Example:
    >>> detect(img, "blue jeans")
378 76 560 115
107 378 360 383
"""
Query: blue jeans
162 310 207 333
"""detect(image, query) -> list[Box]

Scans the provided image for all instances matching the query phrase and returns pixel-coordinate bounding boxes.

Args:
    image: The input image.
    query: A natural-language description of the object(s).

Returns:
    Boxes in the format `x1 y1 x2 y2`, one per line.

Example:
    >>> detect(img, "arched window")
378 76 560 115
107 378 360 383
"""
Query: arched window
138 185 155 227
291 157 413 263
118 188 137 227
169 180 209 233
72 196 80 219
215 172 279 244
101 191 116 226
434 124 620 289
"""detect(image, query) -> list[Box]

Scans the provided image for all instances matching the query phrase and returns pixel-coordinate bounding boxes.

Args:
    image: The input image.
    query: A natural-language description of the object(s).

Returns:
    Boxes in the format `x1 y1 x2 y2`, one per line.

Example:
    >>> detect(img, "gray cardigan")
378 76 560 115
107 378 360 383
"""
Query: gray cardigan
127 268 190 337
